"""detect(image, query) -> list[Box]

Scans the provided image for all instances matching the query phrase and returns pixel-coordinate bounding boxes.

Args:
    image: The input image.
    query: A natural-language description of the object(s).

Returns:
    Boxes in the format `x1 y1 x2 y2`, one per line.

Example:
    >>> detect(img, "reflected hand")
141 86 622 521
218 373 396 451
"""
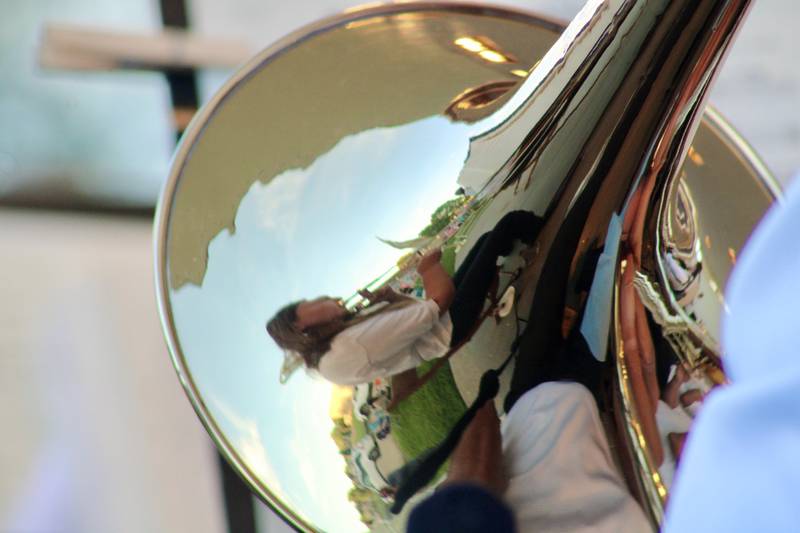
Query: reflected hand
442 401 508 496
359 286 402 304
662 364 690 408
358 288 379 303
680 389 705 407
416 248 443 274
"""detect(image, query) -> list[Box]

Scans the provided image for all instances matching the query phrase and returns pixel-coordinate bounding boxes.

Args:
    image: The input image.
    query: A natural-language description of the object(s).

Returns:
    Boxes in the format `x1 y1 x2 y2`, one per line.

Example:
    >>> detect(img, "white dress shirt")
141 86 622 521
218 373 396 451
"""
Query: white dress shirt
503 382 653 533
318 299 453 385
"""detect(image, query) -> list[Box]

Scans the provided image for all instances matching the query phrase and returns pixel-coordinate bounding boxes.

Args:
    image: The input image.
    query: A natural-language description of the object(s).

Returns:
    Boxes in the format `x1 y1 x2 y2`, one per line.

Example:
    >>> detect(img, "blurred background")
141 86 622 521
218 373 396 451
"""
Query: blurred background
1 1 797 532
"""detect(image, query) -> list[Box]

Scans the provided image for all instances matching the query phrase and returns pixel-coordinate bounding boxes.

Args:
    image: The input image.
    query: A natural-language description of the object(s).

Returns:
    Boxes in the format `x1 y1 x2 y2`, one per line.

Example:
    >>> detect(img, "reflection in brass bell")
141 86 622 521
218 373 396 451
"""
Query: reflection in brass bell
154 1 777 531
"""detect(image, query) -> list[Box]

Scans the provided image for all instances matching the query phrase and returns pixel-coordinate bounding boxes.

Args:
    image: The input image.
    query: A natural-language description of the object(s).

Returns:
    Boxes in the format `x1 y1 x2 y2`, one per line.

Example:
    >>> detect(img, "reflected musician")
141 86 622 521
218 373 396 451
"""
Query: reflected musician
265 211 542 385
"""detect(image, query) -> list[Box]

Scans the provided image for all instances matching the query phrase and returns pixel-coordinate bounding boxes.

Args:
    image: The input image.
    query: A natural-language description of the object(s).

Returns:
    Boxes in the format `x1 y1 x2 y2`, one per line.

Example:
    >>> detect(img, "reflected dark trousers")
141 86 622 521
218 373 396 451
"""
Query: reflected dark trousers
502 204 606 414
447 210 542 348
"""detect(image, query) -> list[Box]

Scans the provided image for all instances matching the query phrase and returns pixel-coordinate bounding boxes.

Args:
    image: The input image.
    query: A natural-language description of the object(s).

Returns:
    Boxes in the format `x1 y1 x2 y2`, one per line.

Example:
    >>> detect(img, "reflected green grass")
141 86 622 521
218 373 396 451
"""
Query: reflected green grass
387 210 470 476
351 412 367 443
389 360 466 463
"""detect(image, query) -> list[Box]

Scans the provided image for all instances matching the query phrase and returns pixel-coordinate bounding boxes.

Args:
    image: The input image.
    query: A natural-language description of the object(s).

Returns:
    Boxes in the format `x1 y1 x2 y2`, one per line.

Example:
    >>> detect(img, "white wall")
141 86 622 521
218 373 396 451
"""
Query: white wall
0 209 225 533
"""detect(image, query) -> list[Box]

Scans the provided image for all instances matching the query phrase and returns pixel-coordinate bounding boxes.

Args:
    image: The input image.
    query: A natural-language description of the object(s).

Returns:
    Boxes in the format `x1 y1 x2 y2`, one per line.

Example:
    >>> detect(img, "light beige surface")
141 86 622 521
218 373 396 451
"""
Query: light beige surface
0 210 225 533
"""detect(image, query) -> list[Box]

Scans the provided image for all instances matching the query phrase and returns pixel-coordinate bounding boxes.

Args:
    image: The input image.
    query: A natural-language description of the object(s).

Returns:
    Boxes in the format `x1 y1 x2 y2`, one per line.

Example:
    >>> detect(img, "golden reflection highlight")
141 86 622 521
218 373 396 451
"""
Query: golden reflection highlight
344 17 387 30
454 35 516 64
454 36 483 52
728 247 737 265
687 145 705 166
478 49 509 63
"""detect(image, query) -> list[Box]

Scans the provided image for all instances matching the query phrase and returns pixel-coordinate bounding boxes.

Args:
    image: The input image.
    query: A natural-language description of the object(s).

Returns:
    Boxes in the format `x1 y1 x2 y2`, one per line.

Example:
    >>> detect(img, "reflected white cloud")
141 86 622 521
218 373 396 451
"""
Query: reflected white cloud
289 385 362 528
251 168 310 241
211 396 287 500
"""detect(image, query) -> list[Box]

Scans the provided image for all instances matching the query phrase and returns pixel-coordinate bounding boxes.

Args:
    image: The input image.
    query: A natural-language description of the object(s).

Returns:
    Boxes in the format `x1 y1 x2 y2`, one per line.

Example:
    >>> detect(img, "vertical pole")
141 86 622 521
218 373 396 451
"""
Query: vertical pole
158 1 258 532
158 0 199 140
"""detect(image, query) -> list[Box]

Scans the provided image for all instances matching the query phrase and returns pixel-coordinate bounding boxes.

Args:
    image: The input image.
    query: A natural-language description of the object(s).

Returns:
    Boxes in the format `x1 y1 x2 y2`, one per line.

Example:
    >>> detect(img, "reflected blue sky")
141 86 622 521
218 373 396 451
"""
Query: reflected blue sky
170 114 472 531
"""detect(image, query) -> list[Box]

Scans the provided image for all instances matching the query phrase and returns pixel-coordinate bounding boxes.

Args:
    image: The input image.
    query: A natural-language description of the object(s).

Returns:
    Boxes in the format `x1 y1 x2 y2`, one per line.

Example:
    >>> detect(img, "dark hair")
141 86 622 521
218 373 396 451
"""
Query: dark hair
266 301 334 368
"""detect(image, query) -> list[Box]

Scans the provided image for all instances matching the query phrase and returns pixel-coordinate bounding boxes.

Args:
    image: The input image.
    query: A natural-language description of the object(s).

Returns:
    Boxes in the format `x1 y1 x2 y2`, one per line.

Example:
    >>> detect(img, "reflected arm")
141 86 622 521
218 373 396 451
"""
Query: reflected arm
440 401 508 496
417 249 455 314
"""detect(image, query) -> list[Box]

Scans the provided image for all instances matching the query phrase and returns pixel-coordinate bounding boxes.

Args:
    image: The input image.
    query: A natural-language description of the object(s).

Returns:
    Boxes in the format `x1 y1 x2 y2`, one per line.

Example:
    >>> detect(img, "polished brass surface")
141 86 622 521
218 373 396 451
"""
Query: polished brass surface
157 7 567 531
155 1 775 531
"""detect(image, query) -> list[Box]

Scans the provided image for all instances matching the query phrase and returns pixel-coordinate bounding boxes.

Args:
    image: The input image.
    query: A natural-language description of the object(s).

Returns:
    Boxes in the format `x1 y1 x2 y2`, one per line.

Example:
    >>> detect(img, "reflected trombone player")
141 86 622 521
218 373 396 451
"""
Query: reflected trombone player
266 210 542 385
